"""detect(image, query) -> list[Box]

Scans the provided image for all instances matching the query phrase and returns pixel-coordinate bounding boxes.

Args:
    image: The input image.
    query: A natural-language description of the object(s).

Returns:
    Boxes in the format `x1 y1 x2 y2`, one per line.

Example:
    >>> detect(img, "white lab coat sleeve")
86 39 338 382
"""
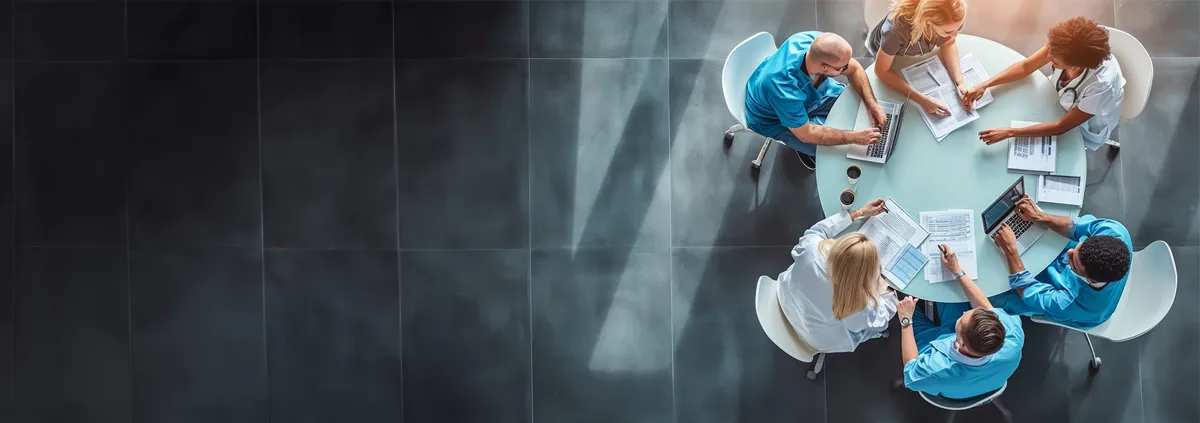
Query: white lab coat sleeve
845 291 899 333
803 211 854 241
1075 80 1115 116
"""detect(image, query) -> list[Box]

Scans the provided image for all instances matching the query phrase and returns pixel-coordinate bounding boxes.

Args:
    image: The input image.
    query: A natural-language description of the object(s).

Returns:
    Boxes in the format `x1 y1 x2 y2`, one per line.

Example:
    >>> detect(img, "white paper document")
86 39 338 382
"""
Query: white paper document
1037 175 1083 206
901 55 992 140
1007 120 1057 174
858 198 931 289
920 210 979 283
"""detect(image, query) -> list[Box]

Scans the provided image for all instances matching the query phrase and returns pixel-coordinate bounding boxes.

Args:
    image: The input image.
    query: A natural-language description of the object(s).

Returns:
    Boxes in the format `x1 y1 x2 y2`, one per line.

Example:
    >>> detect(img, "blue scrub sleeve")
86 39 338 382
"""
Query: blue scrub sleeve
1008 270 1039 290
1019 280 1078 321
774 93 810 129
1070 215 1127 242
903 353 944 393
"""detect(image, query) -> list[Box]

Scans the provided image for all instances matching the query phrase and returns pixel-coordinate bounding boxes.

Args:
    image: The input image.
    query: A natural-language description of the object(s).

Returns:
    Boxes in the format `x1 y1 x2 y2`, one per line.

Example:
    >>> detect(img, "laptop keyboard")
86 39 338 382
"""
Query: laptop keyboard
1004 213 1033 238
867 114 894 158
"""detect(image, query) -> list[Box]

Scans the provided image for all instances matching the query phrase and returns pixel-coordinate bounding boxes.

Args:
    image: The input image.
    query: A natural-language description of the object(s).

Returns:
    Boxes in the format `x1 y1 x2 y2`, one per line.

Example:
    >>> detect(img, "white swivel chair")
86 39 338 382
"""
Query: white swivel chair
754 275 826 380
721 32 779 170
1102 26 1154 150
1030 241 1177 371
862 0 891 53
920 382 1012 423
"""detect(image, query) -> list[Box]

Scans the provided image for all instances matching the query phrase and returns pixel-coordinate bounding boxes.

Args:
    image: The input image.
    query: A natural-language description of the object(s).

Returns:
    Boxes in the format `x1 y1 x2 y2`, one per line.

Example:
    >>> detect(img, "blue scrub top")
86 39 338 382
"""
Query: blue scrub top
904 304 1024 400
744 32 846 139
1004 215 1132 329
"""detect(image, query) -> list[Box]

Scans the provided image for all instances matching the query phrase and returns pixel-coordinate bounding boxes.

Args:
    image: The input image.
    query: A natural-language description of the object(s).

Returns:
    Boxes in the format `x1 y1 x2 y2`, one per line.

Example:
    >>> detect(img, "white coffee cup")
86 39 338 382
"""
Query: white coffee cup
840 189 856 211
847 165 862 185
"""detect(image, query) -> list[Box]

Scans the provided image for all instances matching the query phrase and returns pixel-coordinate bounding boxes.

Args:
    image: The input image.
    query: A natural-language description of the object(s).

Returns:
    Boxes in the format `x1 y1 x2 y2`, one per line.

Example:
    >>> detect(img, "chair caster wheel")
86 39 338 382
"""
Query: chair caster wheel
807 370 818 380
1090 357 1102 370
724 132 735 141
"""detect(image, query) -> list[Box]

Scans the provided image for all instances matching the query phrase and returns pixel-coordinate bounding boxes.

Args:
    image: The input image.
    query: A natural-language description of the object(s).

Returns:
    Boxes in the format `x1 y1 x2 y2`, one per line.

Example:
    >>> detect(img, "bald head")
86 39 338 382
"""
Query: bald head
809 32 853 65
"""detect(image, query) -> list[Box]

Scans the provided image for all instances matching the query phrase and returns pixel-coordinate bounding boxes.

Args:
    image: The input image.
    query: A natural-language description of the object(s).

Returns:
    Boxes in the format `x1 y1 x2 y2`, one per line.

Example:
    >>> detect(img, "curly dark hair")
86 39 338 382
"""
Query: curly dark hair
963 309 1006 356
1047 17 1111 69
1077 235 1131 283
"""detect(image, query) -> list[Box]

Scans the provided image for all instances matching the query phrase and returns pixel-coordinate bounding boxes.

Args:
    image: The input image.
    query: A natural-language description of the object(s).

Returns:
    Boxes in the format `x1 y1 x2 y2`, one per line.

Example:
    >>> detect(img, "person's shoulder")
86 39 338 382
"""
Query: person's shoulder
990 308 1025 330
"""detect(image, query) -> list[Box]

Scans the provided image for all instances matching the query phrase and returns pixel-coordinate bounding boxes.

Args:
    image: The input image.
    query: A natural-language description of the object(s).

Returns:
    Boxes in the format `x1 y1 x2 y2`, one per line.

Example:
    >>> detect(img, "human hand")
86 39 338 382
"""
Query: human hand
979 128 1015 145
992 223 1018 253
919 95 951 117
1014 196 1048 223
959 84 985 111
869 104 889 129
939 244 963 274
897 296 917 320
850 127 882 145
858 198 887 217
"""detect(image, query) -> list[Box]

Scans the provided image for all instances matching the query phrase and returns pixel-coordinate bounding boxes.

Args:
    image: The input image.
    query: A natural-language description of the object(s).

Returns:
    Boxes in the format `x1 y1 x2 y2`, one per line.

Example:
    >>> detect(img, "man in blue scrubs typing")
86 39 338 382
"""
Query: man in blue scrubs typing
992 198 1132 329
745 31 889 170
895 245 1024 399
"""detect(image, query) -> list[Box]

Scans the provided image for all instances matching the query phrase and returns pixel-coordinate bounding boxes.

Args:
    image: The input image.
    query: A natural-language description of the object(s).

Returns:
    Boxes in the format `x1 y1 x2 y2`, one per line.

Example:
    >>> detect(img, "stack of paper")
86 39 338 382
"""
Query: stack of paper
900 54 995 141
1007 120 1057 174
920 210 979 283
858 198 931 289
1037 175 1083 206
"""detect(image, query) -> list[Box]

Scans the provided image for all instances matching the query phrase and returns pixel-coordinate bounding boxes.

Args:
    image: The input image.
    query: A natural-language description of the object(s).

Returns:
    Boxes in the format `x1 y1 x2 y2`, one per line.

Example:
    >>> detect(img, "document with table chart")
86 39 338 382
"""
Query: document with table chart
1006 120 1057 174
901 55 981 141
959 54 995 109
1037 175 1083 206
858 198 930 289
920 210 979 283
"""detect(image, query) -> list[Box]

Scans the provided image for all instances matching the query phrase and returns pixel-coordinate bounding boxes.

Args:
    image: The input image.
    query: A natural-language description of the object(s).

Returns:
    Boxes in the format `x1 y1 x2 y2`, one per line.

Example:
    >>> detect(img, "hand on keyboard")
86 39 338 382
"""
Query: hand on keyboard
849 128 882 145
1015 196 1048 223
991 223 1019 253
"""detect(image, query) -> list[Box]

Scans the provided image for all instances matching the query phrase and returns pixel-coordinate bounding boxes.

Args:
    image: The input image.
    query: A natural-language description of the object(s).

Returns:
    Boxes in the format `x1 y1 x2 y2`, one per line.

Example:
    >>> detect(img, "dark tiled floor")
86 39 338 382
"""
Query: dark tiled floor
4 1 1198 422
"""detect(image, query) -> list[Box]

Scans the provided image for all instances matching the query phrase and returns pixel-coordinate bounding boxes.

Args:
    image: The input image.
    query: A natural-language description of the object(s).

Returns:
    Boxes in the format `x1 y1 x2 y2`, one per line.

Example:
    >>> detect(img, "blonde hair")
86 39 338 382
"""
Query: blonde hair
890 0 966 46
820 233 882 320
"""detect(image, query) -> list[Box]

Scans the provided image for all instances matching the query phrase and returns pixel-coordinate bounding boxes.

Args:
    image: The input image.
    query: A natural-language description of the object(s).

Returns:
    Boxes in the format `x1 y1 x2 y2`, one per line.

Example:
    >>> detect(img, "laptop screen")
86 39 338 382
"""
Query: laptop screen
982 177 1026 233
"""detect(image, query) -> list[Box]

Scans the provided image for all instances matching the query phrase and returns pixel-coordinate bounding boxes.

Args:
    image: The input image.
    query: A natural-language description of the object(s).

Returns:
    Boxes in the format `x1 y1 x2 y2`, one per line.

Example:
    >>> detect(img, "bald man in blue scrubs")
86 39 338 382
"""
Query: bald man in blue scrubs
991 198 1132 329
896 245 1024 399
745 31 889 169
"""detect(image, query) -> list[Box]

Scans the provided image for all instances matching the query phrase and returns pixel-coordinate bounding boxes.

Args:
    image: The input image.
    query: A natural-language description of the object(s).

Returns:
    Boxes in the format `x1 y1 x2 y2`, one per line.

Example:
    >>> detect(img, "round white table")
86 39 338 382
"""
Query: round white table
817 35 1086 303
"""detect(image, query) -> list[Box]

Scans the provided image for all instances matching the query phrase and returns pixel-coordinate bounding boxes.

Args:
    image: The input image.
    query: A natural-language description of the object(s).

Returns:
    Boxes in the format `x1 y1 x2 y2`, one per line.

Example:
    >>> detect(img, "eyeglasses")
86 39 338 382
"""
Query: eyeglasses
824 62 850 74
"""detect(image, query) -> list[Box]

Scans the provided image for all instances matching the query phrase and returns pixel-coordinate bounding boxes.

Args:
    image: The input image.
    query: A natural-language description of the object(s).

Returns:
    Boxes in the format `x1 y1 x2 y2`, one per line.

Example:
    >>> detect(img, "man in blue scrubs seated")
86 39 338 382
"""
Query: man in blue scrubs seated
991 197 1132 329
896 245 1024 399
745 31 888 170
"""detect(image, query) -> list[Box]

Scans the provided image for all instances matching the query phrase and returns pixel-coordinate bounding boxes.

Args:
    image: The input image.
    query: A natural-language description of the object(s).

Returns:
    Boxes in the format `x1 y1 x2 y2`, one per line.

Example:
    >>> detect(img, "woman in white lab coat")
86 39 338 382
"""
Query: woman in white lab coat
968 17 1125 151
777 199 899 353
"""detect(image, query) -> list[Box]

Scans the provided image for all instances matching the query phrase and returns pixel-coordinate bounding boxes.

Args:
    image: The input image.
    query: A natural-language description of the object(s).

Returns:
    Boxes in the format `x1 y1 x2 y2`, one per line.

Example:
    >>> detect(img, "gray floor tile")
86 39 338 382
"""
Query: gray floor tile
816 0 869 57
668 59 823 247
128 63 262 248
14 2 122 61
672 247 826 423
260 2 393 59
127 2 257 60
1141 246 1200 423
1116 1 1200 57
395 2 528 58
1080 145 1125 221
531 248 672 423
15 63 126 248
0 248 9 422
15 247 129 423
964 0 1116 57
401 250 530 423
261 62 397 250
824 325 945 423
130 248 267 423
1119 58 1200 247
529 59 670 248
669 1 817 59
531 1 668 58
395 60 529 249
266 250 402 423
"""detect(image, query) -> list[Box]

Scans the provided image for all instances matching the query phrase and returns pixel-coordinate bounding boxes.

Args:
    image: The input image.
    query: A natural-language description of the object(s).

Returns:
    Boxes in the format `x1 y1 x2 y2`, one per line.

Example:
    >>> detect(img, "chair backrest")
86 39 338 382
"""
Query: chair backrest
754 275 819 362
721 32 777 127
863 0 891 32
1103 26 1154 118
919 382 1007 411
1082 241 1178 342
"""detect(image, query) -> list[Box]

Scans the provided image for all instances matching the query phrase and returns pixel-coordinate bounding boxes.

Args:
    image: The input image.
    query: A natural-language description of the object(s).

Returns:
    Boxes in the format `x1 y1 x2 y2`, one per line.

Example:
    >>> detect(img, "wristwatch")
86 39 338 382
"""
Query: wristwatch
952 270 967 279
900 316 912 328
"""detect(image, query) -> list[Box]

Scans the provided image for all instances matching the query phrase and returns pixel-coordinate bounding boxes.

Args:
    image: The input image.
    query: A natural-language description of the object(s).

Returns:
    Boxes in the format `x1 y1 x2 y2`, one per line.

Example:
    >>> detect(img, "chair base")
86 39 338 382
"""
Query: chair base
1085 333 1102 372
806 353 826 380
723 124 773 171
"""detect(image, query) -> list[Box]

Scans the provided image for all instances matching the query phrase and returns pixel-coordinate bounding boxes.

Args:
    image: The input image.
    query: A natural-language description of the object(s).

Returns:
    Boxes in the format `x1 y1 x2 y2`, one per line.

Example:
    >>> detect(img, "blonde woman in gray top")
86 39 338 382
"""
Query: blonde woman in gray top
868 0 972 117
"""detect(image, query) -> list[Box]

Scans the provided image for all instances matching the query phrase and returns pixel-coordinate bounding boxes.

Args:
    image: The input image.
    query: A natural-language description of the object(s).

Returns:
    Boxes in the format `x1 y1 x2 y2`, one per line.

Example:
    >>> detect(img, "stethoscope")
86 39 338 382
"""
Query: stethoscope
1058 68 1090 107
